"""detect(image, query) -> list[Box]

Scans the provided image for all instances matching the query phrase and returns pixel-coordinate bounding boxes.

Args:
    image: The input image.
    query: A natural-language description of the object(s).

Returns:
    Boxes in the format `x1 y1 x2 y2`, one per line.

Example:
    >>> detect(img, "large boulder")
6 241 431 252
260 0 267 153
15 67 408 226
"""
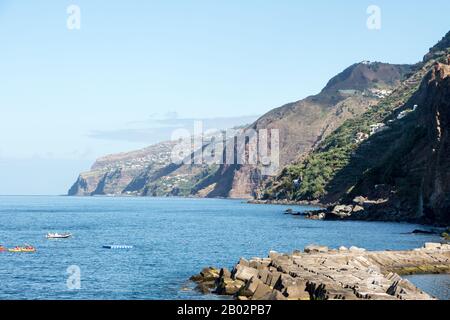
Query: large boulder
257 269 270 284
423 242 442 250
239 258 250 267
268 251 281 259
233 265 259 282
219 268 231 279
266 271 282 287
304 245 329 254
270 254 294 272
240 276 261 297
284 284 310 300
352 205 365 214
274 274 309 300
190 267 221 294
237 276 273 300
332 205 354 218
307 210 326 220
200 267 220 281
216 277 245 296
252 282 273 300
190 267 220 282
349 246 366 253
306 280 350 300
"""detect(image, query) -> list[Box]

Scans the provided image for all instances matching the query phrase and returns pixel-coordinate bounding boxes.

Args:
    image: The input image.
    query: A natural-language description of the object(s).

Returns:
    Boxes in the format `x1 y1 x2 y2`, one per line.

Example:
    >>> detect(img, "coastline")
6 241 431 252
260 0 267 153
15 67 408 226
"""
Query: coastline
191 243 450 300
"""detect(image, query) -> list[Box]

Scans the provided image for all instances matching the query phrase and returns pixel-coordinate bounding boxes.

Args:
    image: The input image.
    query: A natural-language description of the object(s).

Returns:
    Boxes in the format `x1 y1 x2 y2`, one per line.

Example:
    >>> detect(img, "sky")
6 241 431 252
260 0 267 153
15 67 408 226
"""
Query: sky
0 0 449 195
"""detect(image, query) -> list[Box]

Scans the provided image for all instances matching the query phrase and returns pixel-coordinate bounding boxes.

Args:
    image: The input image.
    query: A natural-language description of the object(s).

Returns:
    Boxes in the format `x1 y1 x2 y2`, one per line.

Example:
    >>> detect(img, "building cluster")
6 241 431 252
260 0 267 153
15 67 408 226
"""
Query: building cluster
367 88 393 99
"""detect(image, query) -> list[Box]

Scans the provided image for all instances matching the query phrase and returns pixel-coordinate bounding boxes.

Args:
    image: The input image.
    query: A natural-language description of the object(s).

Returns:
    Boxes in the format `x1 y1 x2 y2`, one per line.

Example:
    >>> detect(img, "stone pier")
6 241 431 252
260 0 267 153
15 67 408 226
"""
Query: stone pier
191 243 450 300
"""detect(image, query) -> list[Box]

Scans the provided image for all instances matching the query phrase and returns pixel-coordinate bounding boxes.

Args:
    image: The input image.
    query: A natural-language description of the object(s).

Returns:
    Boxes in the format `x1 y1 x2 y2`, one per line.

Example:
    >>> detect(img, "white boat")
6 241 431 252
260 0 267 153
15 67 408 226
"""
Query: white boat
46 233 72 239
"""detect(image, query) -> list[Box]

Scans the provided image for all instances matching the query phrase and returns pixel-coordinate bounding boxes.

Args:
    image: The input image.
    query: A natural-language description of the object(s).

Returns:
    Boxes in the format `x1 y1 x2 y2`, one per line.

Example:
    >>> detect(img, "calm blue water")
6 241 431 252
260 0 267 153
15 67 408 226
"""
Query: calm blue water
405 274 450 300
0 196 447 300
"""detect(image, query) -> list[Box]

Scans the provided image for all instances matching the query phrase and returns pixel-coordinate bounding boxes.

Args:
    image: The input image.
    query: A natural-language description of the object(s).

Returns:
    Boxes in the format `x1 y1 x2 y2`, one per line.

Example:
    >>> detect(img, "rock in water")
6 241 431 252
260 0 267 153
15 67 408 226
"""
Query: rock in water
304 245 329 254
190 267 221 294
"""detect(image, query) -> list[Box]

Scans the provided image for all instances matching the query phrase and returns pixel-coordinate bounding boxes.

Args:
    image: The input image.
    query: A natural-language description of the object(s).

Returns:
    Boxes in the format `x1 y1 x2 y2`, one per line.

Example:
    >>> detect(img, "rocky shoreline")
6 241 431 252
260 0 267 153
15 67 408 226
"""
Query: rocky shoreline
276 197 450 229
248 199 323 206
191 243 450 300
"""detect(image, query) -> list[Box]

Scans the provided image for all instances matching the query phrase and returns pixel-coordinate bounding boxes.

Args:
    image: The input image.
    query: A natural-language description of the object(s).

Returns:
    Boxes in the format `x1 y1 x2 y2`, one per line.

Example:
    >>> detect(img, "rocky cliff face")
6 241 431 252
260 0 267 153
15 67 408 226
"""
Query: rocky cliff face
196 62 412 199
261 31 450 225
336 60 450 225
69 63 410 198
422 62 450 223
256 62 410 165
424 31 450 62
68 141 176 196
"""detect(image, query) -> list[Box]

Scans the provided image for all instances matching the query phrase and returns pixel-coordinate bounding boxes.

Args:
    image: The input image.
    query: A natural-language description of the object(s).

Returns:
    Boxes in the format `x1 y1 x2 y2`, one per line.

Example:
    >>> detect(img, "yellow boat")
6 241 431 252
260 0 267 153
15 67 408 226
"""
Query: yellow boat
7 246 36 253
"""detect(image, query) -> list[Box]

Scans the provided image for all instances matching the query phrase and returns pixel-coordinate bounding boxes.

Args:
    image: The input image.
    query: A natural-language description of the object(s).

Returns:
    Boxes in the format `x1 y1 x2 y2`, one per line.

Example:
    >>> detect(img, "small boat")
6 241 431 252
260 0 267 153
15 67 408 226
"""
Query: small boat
0 246 6 252
103 245 134 249
8 247 23 253
20 246 36 253
46 233 72 239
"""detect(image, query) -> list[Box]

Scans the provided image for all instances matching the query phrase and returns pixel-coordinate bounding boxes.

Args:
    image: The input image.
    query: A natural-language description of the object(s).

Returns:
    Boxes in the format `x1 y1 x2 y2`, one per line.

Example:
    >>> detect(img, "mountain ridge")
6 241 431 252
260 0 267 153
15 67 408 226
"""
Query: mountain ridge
259 31 450 225
69 62 411 198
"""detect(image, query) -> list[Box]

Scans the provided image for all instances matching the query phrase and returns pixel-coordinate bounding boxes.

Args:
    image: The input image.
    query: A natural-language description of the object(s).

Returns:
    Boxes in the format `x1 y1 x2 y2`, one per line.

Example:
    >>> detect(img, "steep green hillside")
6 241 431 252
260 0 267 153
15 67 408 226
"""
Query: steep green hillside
260 32 450 210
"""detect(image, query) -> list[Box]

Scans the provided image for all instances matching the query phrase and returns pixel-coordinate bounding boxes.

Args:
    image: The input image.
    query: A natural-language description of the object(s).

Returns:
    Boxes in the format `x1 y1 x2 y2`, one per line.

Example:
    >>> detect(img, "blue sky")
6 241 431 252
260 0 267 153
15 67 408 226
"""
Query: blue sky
0 0 449 194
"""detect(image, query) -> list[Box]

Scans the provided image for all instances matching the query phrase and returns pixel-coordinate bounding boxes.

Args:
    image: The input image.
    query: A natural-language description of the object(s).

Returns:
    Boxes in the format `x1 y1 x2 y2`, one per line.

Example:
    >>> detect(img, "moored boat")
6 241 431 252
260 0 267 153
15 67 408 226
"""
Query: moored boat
46 233 72 239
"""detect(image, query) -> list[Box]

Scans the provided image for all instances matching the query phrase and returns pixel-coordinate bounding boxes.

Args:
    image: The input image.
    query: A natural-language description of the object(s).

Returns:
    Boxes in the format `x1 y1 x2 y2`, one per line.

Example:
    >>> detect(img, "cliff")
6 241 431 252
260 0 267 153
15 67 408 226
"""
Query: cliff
332 60 450 225
212 62 411 198
68 141 176 196
69 62 411 198
261 31 450 225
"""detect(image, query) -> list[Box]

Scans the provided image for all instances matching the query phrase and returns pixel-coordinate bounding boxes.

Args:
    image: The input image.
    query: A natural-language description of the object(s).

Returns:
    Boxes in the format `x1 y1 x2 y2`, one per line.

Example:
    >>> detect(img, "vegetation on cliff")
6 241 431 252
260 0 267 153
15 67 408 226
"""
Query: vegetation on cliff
260 31 450 225
260 64 425 201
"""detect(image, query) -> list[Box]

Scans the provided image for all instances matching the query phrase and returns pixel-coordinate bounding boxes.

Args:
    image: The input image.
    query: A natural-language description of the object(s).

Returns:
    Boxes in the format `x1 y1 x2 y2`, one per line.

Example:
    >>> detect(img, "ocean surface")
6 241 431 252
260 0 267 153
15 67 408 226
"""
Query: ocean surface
0 196 448 300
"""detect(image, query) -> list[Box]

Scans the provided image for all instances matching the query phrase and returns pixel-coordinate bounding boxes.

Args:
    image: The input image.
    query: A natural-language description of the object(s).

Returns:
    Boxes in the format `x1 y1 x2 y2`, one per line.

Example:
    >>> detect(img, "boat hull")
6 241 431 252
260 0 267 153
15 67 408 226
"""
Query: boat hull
46 234 72 239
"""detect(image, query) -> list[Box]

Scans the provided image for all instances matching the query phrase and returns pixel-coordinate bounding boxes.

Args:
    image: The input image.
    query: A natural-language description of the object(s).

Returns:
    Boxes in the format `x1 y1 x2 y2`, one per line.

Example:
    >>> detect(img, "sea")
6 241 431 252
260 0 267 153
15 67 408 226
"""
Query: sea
0 196 448 300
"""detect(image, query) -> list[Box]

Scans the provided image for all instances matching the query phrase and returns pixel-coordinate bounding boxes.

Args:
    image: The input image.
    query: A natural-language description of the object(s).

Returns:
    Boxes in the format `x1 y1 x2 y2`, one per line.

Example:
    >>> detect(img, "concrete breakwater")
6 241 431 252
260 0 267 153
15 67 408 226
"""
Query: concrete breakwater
191 243 450 300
